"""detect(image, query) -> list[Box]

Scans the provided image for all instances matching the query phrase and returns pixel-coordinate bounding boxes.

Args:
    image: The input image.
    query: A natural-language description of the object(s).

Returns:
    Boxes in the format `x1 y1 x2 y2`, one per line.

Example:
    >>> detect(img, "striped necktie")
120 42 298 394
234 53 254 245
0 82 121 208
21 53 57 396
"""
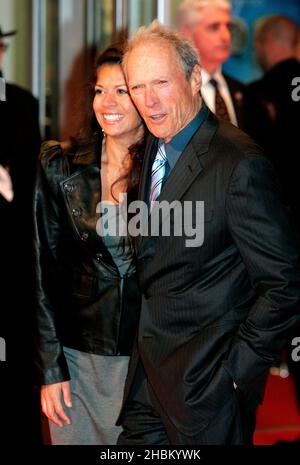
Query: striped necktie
149 144 168 210
210 78 231 122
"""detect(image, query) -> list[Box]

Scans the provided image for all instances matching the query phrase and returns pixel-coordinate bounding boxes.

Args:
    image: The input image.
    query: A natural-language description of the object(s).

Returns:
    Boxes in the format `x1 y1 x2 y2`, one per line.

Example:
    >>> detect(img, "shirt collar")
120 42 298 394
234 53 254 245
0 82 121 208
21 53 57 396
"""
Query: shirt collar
159 105 208 170
201 67 226 88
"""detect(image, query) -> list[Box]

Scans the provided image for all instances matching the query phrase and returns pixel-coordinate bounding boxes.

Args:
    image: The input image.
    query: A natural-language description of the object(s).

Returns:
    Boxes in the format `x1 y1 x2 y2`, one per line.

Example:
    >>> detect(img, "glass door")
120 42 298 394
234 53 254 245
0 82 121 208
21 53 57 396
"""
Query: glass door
32 0 162 140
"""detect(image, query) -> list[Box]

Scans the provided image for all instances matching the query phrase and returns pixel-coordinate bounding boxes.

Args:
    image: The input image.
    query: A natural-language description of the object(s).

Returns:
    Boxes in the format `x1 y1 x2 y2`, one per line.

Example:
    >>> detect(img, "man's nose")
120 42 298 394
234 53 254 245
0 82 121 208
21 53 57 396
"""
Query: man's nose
144 87 158 107
221 24 231 43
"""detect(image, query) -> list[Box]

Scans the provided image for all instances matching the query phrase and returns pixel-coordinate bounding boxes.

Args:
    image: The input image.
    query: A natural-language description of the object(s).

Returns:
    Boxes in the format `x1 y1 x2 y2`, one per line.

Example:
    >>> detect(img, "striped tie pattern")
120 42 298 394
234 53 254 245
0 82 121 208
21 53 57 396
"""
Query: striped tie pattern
210 78 231 123
149 144 168 210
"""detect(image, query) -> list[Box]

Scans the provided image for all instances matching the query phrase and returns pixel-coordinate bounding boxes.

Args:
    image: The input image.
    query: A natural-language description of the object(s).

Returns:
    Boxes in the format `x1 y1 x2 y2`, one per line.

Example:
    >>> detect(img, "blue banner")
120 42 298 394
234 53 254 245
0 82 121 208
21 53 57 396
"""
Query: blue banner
223 0 300 83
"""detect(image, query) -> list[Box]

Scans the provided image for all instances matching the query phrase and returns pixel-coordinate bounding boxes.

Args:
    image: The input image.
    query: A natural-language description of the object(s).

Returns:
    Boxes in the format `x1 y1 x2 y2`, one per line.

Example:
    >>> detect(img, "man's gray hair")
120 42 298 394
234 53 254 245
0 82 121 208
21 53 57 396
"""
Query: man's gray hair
177 0 231 28
123 20 200 81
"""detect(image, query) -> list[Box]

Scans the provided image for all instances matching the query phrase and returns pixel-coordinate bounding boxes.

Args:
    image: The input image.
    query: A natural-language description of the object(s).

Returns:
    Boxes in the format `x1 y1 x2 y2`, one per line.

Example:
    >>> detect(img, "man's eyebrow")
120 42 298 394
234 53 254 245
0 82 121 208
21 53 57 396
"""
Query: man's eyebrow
94 82 127 88
129 82 143 88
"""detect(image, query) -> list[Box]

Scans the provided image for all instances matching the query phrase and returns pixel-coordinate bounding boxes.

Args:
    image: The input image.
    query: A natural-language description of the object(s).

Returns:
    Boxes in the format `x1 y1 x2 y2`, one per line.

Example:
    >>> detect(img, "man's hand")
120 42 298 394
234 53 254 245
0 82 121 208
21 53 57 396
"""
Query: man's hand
41 381 72 427
233 382 238 390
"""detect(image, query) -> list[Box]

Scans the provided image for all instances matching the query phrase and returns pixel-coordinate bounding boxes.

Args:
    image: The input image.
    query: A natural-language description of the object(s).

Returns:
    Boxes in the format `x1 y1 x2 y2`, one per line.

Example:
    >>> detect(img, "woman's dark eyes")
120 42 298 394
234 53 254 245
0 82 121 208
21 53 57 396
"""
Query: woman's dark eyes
94 88 128 95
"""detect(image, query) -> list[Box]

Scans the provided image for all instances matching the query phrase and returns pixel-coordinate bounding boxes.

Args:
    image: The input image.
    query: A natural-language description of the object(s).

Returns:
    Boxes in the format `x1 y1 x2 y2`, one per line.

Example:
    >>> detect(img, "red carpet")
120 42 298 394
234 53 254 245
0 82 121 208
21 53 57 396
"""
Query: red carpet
254 373 300 445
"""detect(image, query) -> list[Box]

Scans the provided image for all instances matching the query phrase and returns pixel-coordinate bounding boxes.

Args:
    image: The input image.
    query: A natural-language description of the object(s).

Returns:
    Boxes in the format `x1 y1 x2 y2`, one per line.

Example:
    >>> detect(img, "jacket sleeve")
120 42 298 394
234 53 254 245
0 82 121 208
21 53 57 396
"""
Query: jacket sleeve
33 141 70 385
223 154 300 402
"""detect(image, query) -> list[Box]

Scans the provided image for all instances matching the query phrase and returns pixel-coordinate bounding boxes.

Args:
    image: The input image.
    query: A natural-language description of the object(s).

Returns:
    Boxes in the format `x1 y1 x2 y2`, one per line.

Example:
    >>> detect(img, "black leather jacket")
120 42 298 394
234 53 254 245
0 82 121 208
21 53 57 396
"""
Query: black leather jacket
33 137 141 385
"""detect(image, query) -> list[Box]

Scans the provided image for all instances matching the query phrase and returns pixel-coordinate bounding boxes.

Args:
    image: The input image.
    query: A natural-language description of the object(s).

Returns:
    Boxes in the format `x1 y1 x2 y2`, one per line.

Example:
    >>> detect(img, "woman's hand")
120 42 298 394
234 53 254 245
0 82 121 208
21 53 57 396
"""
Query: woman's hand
41 381 72 427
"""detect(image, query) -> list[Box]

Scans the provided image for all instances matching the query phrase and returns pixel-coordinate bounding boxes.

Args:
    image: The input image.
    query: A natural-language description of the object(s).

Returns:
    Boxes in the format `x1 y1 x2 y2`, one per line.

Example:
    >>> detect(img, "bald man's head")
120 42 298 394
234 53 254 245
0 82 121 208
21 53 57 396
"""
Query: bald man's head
255 15 299 71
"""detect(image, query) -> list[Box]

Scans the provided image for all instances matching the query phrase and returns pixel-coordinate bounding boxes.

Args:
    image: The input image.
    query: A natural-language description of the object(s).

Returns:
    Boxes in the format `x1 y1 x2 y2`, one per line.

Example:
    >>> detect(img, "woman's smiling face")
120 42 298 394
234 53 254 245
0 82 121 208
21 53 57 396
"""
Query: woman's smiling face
93 64 143 140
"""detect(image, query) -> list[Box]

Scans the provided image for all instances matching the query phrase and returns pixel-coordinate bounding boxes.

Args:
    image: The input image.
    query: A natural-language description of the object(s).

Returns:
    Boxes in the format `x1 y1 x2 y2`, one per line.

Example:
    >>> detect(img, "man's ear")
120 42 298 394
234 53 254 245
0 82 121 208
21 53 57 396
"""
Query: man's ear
190 64 202 95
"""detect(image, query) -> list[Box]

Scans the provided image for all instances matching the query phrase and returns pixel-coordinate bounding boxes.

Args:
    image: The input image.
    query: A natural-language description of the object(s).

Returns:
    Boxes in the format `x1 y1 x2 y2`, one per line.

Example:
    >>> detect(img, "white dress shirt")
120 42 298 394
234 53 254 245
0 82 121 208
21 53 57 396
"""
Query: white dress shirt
201 68 238 127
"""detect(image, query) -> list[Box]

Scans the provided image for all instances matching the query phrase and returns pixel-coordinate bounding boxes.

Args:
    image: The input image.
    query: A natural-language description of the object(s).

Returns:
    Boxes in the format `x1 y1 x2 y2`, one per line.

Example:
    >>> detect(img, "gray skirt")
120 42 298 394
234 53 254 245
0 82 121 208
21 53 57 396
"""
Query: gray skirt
42 346 130 445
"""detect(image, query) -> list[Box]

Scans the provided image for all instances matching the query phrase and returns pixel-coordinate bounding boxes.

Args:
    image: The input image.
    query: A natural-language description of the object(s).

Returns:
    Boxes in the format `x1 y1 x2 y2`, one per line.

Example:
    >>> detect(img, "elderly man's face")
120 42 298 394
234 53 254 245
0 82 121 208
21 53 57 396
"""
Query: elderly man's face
125 41 201 143
188 6 231 69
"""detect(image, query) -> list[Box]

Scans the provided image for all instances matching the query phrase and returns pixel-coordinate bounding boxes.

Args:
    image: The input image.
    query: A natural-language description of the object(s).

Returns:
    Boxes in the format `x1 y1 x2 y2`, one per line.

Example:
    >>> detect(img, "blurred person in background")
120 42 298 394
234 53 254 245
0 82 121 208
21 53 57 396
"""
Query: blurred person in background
250 15 300 229
177 0 247 129
250 15 300 411
0 25 41 445
0 26 41 196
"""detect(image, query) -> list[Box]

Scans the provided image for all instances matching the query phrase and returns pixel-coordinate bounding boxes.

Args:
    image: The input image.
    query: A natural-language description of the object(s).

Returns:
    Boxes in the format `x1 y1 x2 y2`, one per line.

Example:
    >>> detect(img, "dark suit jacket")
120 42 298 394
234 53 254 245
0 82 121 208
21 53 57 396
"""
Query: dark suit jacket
246 59 300 231
0 80 42 445
0 80 41 336
223 74 246 129
122 108 300 437
0 80 40 156
224 73 272 148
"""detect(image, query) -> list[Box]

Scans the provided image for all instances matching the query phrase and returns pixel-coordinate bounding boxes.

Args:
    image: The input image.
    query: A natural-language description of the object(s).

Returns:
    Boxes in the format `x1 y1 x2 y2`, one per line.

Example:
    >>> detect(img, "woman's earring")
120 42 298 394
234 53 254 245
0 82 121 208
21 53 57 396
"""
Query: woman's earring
101 127 106 137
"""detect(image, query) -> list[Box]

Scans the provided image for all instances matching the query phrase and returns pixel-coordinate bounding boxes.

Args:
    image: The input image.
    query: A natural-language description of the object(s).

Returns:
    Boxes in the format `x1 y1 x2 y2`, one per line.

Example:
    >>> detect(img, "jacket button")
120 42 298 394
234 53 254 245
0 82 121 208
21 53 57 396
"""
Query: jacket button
72 207 82 218
64 183 76 193
95 253 103 261
81 232 89 241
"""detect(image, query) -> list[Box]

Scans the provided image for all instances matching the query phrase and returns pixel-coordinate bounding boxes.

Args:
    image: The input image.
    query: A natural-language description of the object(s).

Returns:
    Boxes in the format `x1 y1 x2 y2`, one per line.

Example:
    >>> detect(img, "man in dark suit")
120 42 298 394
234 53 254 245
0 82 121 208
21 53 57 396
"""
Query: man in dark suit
177 0 246 129
249 15 300 228
0 27 41 190
0 25 41 319
0 25 41 446
117 20 300 445
250 15 300 411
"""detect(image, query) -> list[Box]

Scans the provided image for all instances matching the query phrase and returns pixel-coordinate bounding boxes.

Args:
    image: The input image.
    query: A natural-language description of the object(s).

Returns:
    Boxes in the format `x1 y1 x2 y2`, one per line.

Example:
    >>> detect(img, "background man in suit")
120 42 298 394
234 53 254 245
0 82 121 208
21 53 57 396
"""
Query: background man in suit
250 15 300 227
238 15 300 162
251 14 300 411
177 0 246 128
0 26 41 189
117 20 300 445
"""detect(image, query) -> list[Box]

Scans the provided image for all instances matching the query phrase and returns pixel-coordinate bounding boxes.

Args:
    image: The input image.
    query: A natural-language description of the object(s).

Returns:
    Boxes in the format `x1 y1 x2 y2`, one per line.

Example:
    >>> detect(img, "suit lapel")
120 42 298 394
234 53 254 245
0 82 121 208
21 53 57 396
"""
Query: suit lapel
138 134 158 203
224 74 245 128
158 141 203 205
